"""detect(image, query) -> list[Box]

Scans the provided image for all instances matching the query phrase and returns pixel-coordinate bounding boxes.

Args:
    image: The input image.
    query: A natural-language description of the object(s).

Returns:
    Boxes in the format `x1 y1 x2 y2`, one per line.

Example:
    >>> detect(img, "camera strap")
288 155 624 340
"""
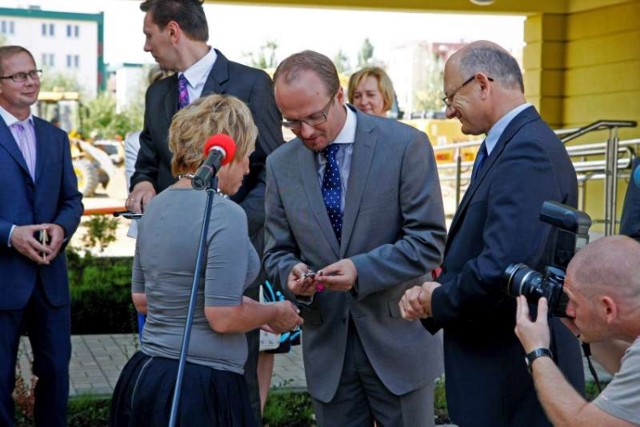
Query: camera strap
581 342 603 393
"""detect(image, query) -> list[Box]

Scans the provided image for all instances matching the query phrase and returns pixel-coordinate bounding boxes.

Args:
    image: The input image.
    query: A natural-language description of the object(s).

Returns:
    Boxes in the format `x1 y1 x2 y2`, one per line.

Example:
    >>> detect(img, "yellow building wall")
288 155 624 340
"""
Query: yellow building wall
563 1 640 231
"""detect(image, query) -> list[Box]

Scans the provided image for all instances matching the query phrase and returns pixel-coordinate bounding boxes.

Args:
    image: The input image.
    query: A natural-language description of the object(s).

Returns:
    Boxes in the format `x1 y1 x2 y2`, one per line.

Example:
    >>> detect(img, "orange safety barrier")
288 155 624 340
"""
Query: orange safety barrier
83 206 126 216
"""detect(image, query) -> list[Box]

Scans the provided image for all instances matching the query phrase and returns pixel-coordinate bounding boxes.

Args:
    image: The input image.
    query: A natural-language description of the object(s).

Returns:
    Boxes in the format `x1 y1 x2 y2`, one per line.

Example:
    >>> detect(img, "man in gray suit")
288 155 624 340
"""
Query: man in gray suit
263 50 447 427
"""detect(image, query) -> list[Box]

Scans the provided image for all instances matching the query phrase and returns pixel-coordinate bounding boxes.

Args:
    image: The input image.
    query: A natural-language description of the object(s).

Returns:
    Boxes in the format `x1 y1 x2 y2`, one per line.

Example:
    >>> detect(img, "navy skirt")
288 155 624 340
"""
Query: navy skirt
110 351 258 426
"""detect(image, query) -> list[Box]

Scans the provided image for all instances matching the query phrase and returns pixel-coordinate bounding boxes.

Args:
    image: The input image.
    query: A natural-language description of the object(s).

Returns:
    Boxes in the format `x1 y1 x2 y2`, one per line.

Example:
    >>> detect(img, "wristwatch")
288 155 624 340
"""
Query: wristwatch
525 348 553 373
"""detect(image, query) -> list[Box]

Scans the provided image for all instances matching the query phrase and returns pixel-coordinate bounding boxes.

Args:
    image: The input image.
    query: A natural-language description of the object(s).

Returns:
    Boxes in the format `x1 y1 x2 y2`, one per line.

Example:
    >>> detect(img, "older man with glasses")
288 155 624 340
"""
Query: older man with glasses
400 40 584 427
0 45 82 426
263 50 447 427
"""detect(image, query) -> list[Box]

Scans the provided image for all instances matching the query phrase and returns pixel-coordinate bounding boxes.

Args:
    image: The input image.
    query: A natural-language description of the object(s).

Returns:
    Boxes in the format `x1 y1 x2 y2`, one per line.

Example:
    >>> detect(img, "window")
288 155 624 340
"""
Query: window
42 53 55 67
66 55 80 69
41 22 55 37
66 24 80 38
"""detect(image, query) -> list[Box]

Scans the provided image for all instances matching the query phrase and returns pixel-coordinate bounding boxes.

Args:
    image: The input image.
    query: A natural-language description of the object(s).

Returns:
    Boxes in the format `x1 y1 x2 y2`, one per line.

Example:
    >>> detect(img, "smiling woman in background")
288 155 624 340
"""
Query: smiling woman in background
347 66 395 118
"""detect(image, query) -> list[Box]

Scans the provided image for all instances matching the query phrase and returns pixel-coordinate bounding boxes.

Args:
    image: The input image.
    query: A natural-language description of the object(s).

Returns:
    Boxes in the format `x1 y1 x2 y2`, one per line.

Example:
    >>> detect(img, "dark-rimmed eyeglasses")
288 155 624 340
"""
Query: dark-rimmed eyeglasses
0 69 43 83
282 95 335 130
441 75 494 108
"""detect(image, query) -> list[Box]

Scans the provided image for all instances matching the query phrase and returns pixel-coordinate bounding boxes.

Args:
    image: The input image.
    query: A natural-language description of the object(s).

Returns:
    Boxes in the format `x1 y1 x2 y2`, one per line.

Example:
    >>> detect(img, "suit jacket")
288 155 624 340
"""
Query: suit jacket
0 116 83 309
620 157 640 240
131 49 283 247
423 106 584 426
263 108 447 402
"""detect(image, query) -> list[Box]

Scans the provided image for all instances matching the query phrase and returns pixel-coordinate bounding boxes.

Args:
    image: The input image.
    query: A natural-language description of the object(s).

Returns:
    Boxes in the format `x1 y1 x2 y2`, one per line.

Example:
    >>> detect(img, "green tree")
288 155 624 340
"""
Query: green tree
244 40 278 70
414 52 445 113
39 71 83 93
357 38 374 68
84 94 138 140
333 49 350 74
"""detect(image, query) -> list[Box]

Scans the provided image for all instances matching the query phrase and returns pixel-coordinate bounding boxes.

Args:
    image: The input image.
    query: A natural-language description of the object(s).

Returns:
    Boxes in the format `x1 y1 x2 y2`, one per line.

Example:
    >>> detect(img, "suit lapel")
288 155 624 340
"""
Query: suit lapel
202 49 227 95
298 145 341 256
447 106 540 244
163 74 179 124
340 112 375 256
33 118 47 183
0 118 32 180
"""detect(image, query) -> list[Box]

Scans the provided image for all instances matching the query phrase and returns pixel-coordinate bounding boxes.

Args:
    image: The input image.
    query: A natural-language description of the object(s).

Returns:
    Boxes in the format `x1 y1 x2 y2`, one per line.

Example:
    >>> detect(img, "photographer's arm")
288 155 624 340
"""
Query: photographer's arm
515 297 635 427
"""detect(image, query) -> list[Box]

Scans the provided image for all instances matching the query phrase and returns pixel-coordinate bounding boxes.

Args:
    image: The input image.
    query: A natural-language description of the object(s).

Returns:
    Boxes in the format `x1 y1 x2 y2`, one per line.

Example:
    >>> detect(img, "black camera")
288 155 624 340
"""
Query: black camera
503 201 592 317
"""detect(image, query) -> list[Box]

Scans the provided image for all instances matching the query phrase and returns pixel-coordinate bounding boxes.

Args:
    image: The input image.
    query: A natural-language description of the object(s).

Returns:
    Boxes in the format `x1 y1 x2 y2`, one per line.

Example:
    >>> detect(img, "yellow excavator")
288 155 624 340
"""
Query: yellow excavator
35 91 114 197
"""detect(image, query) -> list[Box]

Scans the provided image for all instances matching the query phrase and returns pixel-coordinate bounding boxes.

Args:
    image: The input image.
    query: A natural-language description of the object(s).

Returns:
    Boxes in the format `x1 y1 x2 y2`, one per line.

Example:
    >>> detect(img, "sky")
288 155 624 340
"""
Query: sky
4 0 525 67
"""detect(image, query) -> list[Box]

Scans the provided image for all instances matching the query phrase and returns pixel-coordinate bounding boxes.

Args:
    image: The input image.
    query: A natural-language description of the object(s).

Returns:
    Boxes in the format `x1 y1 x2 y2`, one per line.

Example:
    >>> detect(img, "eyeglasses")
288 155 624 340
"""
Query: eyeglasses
282 95 335 130
0 69 43 83
441 75 494 108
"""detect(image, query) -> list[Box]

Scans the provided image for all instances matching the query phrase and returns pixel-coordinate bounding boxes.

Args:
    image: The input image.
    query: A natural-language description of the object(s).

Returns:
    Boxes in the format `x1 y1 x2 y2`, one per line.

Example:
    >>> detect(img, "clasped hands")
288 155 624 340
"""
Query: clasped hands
399 281 440 320
10 223 65 265
287 259 357 297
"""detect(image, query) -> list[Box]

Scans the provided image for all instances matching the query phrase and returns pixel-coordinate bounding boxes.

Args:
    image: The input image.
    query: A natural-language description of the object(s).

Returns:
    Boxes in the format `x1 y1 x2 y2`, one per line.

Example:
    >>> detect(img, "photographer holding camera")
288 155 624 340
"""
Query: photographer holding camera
516 235 640 426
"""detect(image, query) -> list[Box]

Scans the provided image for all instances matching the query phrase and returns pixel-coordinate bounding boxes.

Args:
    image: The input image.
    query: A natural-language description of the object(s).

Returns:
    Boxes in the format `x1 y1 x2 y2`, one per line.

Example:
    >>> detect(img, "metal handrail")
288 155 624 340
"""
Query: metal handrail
435 121 638 235
559 120 637 144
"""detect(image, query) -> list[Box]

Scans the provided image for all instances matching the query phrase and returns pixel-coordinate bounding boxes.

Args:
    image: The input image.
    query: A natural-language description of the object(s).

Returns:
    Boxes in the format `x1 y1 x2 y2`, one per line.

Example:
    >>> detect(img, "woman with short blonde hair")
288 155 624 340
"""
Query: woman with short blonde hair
111 94 302 426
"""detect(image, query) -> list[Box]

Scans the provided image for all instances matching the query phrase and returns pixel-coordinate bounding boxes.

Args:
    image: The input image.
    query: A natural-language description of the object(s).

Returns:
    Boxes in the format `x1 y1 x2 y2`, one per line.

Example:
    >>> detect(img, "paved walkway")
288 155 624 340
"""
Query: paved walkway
18 333 609 399
18 334 306 397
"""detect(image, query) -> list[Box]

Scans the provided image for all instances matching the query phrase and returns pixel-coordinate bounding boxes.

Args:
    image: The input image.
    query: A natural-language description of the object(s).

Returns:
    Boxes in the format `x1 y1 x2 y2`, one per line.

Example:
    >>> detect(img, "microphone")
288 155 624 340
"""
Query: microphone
191 134 236 190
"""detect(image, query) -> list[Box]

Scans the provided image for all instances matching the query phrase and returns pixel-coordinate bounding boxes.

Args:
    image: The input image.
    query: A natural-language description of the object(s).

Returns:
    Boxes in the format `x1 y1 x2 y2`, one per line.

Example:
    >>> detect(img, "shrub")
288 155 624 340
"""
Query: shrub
67 251 137 334
263 390 315 427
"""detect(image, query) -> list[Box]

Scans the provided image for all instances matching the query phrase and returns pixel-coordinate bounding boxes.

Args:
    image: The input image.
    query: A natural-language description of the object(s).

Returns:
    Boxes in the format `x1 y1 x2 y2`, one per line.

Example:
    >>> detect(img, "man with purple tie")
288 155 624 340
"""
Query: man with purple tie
0 45 83 426
127 1 283 422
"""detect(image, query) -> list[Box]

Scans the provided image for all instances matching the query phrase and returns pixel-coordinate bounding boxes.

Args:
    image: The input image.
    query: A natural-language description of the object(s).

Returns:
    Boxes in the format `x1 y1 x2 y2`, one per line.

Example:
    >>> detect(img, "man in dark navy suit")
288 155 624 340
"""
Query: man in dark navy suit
127 1 284 422
0 45 83 426
400 40 585 426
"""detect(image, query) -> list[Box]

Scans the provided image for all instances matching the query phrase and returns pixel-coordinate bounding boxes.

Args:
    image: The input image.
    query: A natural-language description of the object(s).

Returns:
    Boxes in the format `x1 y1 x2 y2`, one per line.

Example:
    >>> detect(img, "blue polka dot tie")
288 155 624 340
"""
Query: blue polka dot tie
178 74 190 109
321 144 342 242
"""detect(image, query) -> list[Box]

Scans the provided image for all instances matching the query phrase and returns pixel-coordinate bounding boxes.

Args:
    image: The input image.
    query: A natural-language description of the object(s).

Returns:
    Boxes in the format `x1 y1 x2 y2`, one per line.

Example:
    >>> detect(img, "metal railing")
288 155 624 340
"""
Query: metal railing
435 120 638 235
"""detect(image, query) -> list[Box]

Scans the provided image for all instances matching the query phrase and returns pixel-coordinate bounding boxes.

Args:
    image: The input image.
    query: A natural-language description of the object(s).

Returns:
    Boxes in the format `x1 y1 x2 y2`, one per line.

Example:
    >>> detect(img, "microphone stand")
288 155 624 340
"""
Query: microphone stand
168 176 218 427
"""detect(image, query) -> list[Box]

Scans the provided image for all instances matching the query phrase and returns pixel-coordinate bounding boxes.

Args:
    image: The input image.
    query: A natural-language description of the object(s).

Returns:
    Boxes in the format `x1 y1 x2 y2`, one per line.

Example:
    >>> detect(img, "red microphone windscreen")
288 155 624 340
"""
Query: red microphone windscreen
203 134 236 166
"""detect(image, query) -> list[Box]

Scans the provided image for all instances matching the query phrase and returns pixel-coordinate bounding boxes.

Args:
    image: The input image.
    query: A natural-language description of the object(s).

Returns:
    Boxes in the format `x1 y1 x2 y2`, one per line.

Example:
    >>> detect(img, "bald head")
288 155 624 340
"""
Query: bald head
568 235 640 302
448 40 524 93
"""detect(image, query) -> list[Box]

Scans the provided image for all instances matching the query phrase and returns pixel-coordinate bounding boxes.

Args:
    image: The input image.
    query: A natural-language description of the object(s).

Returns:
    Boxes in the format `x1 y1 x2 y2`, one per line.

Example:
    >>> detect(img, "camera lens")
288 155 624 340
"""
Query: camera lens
503 263 544 298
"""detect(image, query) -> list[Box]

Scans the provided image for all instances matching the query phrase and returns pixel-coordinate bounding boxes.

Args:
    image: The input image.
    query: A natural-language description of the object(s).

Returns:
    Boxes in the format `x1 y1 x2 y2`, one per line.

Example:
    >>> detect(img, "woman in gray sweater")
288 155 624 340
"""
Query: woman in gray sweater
110 94 302 426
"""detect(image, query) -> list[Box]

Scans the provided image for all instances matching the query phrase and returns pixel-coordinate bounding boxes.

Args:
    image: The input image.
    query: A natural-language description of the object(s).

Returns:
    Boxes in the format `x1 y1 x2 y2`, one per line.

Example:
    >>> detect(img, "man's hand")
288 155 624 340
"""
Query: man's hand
287 263 319 297
43 223 65 261
266 300 303 334
317 259 357 292
10 224 51 264
127 181 156 213
400 281 440 320
515 296 551 353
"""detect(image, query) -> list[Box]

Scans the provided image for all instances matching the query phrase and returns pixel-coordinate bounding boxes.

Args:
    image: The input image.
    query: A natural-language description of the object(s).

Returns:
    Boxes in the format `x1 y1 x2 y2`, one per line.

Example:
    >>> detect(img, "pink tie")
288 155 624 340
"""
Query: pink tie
11 122 37 180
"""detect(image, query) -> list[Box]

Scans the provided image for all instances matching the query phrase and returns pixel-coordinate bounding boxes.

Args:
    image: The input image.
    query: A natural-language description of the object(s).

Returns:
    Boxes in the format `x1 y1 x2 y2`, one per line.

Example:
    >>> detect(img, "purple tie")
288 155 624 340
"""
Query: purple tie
178 74 190 109
11 122 37 180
